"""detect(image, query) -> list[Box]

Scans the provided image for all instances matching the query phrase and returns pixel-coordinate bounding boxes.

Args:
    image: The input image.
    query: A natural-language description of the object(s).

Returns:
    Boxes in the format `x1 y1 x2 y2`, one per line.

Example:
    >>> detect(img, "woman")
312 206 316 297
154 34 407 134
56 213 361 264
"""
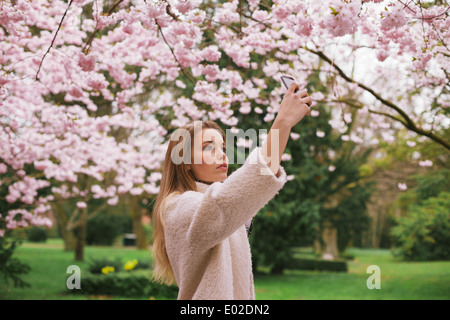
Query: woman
152 82 312 300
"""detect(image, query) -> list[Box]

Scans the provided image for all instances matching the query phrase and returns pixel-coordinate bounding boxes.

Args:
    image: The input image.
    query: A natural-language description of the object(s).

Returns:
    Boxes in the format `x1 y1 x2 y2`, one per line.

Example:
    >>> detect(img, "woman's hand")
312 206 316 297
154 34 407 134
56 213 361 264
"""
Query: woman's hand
275 82 312 129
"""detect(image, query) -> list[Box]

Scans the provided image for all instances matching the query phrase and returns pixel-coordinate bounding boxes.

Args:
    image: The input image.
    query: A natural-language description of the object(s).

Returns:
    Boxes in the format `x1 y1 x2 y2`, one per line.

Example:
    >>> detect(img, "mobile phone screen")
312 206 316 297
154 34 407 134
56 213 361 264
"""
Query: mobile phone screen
281 76 297 92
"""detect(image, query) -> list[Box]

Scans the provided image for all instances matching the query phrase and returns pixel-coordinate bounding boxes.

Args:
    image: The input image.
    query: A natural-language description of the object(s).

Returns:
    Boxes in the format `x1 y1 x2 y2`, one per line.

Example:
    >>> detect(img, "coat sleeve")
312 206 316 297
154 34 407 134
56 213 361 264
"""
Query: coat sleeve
164 146 287 252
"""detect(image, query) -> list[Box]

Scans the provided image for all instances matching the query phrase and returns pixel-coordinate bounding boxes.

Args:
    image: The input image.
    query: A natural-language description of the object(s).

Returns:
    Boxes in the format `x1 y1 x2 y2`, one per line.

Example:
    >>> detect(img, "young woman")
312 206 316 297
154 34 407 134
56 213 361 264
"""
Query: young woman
152 82 312 300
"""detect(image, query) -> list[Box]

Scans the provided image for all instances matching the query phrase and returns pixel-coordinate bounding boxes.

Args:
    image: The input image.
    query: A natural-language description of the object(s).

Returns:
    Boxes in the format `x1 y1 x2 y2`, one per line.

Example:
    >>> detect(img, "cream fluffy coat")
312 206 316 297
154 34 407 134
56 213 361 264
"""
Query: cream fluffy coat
163 146 287 300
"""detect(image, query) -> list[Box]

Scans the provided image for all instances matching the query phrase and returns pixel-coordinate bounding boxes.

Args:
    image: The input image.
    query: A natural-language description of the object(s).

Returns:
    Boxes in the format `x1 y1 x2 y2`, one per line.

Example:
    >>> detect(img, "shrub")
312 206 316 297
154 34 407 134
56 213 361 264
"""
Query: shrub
87 257 153 275
87 257 124 274
134 259 152 271
0 238 31 288
391 191 450 261
86 213 132 246
68 270 178 299
25 227 48 242
287 258 348 272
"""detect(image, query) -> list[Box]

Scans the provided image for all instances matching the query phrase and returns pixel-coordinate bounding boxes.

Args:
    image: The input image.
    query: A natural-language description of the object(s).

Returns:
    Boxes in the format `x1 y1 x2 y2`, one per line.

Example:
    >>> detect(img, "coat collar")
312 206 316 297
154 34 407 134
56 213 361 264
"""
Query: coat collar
195 180 212 194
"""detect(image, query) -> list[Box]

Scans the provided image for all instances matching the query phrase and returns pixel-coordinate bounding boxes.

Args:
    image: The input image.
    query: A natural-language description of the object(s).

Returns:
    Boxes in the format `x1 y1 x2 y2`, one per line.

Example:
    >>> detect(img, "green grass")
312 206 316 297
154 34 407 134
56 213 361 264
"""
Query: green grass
255 248 450 300
1 240 449 300
0 239 153 300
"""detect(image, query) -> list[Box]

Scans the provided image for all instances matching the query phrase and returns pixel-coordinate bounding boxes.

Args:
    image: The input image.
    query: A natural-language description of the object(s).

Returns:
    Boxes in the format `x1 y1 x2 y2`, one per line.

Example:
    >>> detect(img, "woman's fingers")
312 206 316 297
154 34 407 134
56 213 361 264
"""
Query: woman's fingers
296 90 311 107
287 85 313 115
288 82 300 94
303 96 312 107
297 89 308 98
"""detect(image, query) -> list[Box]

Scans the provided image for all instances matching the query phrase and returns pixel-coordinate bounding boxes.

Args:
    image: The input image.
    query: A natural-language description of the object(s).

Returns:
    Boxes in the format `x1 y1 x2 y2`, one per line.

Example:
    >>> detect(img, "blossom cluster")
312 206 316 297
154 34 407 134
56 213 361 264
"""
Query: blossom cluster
1 0 447 237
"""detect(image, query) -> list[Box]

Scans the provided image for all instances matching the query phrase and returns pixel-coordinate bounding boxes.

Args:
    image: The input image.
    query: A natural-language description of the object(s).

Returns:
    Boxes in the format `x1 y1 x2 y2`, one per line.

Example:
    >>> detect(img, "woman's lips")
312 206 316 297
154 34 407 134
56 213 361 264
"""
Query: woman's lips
217 164 228 170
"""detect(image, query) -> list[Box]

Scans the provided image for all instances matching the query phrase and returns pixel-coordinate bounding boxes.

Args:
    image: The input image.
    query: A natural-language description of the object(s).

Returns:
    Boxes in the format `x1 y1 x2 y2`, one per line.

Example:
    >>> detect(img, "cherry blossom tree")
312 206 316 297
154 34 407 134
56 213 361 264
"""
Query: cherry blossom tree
1 0 448 261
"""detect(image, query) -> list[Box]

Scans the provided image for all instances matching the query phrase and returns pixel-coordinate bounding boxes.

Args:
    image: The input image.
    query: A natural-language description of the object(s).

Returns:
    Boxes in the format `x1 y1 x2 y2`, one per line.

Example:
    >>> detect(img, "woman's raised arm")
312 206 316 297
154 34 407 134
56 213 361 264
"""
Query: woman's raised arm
260 81 312 177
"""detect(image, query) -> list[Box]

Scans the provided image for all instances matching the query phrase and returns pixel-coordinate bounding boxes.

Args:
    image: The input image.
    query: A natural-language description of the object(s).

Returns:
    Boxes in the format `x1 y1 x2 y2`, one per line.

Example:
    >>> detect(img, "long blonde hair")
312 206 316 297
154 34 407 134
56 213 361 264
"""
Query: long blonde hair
151 120 226 286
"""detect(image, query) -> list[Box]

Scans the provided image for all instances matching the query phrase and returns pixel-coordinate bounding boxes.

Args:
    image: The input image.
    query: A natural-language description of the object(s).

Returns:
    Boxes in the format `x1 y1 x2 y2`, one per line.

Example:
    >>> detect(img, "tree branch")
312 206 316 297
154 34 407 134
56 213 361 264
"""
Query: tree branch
155 19 196 86
35 0 74 81
82 0 124 54
326 99 409 127
306 48 450 151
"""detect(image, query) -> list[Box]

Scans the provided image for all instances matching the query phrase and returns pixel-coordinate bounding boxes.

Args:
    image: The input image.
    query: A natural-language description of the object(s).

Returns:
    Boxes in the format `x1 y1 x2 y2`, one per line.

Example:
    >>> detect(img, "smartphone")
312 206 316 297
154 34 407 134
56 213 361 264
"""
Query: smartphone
280 75 298 93
280 74 311 107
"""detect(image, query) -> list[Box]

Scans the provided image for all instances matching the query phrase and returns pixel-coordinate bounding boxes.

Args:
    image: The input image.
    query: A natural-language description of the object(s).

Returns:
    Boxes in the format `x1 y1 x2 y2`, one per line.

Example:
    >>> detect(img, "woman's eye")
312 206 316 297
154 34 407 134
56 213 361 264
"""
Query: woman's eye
204 145 226 152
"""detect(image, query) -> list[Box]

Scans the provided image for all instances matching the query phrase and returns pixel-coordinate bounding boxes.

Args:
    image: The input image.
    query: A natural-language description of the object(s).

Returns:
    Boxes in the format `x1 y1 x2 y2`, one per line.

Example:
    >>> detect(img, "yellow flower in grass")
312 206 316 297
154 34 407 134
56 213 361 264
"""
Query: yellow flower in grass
101 266 115 274
124 259 138 271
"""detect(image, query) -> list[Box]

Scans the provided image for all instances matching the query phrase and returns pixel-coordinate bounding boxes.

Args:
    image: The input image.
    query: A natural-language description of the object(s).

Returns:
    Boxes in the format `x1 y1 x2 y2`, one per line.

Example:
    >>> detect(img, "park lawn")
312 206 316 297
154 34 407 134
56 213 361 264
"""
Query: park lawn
1 240 449 300
254 248 450 300
0 239 153 300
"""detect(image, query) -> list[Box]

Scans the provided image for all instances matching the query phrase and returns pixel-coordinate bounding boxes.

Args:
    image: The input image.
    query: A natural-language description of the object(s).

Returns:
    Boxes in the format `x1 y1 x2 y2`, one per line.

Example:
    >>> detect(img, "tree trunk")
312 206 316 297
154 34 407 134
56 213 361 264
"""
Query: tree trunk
129 195 148 250
51 201 76 251
75 207 87 261
314 220 338 259
321 220 338 260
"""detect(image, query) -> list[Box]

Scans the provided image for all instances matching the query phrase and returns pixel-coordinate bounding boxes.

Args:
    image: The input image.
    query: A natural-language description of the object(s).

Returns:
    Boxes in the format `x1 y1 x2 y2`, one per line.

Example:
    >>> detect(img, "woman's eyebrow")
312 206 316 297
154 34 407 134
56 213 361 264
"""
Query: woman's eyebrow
202 141 225 145
202 141 226 149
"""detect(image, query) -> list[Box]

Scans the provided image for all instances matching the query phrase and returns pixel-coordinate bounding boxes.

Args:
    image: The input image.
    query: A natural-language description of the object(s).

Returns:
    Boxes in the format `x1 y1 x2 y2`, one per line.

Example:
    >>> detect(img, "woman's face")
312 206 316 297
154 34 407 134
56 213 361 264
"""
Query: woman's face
188 128 228 184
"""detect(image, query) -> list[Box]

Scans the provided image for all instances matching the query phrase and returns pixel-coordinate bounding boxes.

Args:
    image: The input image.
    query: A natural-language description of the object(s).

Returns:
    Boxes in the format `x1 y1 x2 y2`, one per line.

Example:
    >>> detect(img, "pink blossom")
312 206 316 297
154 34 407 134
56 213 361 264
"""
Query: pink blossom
320 2 361 37
295 16 313 37
358 106 369 115
215 2 240 24
381 7 408 31
351 135 363 144
107 196 118 206
0 76 10 86
344 113 352 123
290 133 300 140
76 201 87 209
130 187 143 196
78 53 96 72
201 46 222 62
274 6 291 20
398 183 407 191
87 77 107 91
418 160 433 167
413 53 432 70
252 10 269 22
239 102 252 115
187 10 206 24
376 47 390 62
68 86 83 98
31 216 52 228
202 65 220 82
0 163 7 174
174 0 199 14
148 2 166 18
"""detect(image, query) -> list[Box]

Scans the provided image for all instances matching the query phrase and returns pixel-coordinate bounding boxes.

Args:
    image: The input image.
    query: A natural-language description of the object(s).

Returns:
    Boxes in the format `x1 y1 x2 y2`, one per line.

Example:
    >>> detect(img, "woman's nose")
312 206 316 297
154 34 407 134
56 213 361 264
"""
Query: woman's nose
216 147 227 160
